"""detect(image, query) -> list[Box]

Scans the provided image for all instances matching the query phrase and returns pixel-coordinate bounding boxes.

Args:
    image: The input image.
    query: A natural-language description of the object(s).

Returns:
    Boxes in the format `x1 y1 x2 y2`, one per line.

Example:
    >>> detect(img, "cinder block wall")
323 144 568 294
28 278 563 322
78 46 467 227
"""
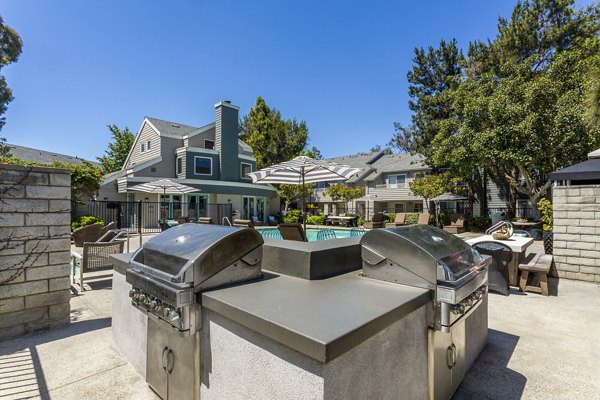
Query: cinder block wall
552 185 600 282
0 164 72 339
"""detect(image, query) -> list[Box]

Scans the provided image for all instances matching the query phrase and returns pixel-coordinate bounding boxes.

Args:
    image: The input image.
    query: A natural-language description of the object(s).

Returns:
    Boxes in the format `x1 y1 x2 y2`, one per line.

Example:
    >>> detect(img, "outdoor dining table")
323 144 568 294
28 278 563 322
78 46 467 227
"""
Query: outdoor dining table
325 216 357 227
465 235 534 287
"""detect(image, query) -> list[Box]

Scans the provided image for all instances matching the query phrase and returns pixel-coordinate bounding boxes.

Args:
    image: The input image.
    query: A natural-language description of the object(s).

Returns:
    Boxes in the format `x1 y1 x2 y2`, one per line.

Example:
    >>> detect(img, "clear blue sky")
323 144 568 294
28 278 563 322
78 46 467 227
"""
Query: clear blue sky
1 0 594 162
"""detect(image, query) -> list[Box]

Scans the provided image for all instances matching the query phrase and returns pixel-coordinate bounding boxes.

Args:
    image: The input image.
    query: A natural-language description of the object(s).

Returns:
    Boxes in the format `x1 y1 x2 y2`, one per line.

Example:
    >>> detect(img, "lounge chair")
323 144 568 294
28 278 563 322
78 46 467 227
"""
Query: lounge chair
99 221 117 237
268 216 278 226
72 224 103 247
363 213 385 229
177 216 190 224
197 217 214 224
443 214 466 234
71 241 125 291
417 213 430 225
251 215 262 226
386 213 407 228
96 229 128 243
233 219 255 228
278 223 308 242
316 229 337 241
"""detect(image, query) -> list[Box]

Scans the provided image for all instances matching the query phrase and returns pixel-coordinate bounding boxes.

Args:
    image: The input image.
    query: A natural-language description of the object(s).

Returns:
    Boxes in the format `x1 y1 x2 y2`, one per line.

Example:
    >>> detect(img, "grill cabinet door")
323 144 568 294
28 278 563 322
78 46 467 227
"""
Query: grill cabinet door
167 330 198 400
450 317 467 395
147 319 169 400
428 330 453 400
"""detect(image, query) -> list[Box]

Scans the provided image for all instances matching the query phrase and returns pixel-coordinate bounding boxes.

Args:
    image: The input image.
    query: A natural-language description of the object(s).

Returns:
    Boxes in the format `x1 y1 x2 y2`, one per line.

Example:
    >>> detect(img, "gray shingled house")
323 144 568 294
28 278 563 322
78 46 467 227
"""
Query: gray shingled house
98 101 278 224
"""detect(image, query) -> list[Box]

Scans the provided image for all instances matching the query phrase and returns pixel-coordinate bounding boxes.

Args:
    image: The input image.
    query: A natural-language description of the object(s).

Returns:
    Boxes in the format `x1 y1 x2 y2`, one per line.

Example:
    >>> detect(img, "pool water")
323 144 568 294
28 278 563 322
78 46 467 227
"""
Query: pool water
257 228 357 241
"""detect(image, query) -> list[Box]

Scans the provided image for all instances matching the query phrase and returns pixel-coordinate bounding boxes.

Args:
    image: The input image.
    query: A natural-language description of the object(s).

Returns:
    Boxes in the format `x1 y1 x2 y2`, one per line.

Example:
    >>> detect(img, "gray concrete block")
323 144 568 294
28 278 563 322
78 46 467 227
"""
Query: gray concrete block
0 296 24 315
0 280 48 299
557 270 566 278
49 276 71 292
25 185 70 200
553 226 566 233
0 253 49 270
553 233 580 242
553 248 580 257
0 213 24 226
0 240 25 255
48 302 70 319
565 257 596 267
49 251 71 265
567 226 596 235
554 211 568 219
49 199 71 212
49 225 71 238
554 204 584 211
580 235 600 243
25 290 70 309
567 211 595 219
25 264 70 281
25 212 71 226
0 226 48 241
579 266 600 275
49 173 71 187
580 250 600 259
565 272 595 282
25 238 70 253
0 184 24 198
0 198 48 213
580 187 600 196
0 307 47 329
579 218 599 227
0 268 25 284
567 241 596 251
566 188 581 196
0 169 48 185
555 262 580 273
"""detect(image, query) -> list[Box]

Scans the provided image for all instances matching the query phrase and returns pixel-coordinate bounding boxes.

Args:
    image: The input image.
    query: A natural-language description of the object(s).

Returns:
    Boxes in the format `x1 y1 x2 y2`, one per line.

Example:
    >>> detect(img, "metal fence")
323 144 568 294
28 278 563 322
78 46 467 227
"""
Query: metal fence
87 200 233 233
487 207 538 220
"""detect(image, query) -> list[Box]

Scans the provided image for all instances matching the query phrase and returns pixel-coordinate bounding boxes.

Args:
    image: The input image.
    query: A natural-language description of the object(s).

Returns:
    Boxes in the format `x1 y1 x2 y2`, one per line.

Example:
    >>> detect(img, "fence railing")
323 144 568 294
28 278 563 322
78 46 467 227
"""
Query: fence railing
487 207 538 220
87 200 233 233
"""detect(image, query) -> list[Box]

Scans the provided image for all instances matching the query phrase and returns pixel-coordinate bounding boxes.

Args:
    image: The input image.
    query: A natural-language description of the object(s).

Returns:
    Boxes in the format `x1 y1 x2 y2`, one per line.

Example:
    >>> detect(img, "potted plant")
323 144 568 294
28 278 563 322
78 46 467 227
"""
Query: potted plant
537 198 553 254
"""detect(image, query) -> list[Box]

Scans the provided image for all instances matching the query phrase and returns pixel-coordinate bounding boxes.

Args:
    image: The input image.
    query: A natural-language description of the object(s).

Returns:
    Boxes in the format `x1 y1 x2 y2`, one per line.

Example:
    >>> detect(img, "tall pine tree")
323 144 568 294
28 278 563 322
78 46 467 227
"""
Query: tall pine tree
97 125 135 174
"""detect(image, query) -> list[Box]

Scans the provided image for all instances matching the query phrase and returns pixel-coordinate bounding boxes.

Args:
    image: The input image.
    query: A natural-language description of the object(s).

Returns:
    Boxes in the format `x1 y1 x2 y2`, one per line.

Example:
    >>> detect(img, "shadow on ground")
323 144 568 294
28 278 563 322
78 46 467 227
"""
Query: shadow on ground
453 329 526 400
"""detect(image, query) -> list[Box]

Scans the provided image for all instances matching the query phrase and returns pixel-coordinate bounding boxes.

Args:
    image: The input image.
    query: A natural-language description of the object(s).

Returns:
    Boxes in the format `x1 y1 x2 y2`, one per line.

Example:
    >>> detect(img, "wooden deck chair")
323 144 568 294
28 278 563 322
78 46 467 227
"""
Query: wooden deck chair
417 213 430 225
278 223 308 242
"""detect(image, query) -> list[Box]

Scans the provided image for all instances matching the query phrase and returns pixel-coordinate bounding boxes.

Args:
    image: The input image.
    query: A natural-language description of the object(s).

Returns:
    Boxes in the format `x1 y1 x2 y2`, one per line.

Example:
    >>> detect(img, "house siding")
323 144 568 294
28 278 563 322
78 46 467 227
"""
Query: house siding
187 127 216 148
126 122 161 168
215 103 240 181
186 151 220 180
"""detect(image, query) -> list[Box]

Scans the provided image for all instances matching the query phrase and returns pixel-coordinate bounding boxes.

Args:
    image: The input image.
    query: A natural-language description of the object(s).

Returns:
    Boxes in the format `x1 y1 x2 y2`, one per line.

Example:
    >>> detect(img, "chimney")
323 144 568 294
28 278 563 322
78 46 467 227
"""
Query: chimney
215 100 240 181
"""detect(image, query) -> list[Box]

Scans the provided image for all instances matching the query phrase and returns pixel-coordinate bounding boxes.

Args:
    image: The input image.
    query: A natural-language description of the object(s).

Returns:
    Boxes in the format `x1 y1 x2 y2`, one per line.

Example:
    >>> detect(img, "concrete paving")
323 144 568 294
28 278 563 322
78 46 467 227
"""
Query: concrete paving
1 236 599 400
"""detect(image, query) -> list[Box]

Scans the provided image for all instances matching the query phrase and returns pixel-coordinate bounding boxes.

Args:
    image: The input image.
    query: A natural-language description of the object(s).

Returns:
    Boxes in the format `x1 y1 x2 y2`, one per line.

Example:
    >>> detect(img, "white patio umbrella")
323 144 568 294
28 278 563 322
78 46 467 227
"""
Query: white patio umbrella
431 192 469 227
128 179 198 227
247 156 363 230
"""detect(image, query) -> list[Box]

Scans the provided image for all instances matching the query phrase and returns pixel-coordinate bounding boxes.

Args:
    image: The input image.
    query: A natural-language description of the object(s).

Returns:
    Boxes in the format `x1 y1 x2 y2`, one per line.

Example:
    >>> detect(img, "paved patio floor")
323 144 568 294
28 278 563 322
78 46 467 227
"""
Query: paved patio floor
1 240 599 399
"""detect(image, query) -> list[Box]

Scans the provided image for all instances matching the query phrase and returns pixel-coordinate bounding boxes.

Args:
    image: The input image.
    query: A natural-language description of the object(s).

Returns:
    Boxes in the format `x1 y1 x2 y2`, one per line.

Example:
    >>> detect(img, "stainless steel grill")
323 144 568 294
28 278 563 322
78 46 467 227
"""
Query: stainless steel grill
126 223 263 400
360 225 491 400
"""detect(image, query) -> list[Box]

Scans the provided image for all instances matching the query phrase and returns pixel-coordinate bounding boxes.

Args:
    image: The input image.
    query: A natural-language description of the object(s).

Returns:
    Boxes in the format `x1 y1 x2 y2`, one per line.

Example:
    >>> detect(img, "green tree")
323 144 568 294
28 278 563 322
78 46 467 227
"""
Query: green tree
0 15 23 149
277 183 315 211
239 97 309 169
97 124 135 173
408 173 462 212
324 183 365 205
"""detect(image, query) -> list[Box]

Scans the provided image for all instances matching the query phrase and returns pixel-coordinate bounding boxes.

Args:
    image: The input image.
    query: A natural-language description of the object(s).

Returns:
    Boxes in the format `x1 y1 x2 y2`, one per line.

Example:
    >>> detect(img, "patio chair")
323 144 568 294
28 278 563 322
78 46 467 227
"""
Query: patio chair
197 217 214 224
177 216 190 224
386 213 407 228
268 216 278 226
233 219 255 228
72 224 103 247
350 227 366 237
363 213 385 229
417 213 430 225
96 229 128 243
72 241 124 291
251 215 263 226
278 223 308 242
443 214 466 234
472 241 513 296
316 229 337 241
99 221 117 238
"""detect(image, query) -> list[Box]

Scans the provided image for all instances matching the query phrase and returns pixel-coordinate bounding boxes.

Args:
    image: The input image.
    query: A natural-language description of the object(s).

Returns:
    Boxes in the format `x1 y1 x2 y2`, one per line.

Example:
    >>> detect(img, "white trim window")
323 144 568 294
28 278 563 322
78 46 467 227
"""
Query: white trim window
140 143 146 153
194 156 212 175
176 157 183 175
147 140 151 151
241 162 252 179
205 140 215 150
387 174 406 189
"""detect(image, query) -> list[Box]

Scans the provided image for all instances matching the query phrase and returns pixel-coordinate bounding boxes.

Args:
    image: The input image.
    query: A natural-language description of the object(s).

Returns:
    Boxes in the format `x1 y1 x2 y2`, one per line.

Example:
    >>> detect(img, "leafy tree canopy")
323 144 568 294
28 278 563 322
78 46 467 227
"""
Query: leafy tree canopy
0 15 22 133
323 183 365 203
408 173 463 211
277 183 315 211
239 97 309 169
97 124 136 174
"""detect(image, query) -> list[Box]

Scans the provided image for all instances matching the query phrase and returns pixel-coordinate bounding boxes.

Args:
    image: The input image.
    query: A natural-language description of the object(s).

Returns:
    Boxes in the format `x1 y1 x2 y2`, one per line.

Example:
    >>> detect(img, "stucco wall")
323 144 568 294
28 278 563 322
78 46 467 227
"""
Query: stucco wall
0 164 72 339
552 185 600 282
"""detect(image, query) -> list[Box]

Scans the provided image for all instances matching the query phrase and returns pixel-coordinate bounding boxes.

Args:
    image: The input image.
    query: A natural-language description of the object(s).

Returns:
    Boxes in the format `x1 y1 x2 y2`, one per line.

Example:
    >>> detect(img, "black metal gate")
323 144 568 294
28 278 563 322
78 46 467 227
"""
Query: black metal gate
87 200 233 233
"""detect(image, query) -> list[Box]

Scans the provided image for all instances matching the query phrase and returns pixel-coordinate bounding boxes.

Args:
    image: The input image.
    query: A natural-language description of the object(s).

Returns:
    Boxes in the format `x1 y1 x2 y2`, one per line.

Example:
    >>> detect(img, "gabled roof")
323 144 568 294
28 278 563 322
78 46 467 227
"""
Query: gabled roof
364 153 428 181
145 117 202 138
323 151 383 183
5 143 99 166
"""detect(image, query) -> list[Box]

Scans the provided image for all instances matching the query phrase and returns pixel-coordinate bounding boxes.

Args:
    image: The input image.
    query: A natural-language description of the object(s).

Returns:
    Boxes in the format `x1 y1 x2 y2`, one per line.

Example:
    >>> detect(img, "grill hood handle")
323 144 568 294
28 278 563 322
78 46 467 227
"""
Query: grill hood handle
361 247 387 266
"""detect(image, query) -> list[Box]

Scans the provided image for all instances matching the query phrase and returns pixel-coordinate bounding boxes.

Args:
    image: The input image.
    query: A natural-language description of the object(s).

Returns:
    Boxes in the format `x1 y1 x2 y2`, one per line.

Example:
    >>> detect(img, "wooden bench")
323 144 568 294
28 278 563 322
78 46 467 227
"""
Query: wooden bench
518 253 553 296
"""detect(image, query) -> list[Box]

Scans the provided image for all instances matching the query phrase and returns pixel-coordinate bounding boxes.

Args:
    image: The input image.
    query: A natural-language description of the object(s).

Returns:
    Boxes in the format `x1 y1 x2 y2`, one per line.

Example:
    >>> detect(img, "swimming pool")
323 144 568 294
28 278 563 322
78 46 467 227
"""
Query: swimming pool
256 228 362 241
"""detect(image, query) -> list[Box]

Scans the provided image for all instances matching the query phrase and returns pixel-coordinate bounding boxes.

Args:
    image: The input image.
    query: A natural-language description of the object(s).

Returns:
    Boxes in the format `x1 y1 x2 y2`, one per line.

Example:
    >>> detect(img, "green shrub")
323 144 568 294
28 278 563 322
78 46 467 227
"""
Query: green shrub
387 213 396 223
71 215 104 231
282 209 303 223
433 212 451 226
357 216 365 226
405 212 420 225
307 214 326 225
537 198 553 231
467 216 491 232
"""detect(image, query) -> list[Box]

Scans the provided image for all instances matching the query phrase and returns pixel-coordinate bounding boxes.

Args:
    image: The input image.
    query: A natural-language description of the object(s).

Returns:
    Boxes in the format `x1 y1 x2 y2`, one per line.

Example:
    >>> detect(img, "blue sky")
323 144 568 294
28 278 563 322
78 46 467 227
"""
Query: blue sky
1 0 594 162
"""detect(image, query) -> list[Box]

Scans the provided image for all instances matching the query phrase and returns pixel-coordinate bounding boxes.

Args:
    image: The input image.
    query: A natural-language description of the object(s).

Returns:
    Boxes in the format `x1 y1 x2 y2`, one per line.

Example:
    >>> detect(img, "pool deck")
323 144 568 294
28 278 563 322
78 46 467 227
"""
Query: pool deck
1 234 599 399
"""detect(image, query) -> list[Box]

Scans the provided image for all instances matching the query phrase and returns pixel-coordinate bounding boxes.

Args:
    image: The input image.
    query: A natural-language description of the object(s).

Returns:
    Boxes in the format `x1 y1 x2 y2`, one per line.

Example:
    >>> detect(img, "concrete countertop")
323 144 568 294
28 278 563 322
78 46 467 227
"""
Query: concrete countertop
110 252 431 363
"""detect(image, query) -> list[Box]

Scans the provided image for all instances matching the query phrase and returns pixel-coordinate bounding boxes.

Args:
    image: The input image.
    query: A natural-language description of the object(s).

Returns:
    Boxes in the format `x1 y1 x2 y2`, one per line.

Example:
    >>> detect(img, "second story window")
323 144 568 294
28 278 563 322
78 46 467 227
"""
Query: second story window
387 174 406 189
241 162 252 179
194 156 212 175
147 140 151 151
141 143 145 153
176 157 183 175
205 140 215 150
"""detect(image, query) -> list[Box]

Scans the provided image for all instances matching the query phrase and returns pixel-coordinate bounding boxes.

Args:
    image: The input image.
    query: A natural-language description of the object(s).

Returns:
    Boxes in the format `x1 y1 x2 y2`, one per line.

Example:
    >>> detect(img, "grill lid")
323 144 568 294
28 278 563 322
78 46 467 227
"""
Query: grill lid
360 225 484 284
130 223 263 285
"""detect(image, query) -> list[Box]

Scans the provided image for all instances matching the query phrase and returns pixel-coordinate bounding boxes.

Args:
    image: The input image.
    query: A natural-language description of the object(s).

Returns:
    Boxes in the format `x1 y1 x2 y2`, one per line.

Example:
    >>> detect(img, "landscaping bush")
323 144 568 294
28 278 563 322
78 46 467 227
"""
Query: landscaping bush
537 198 553 231
71 215 104 231
405 212 420 225
387 213 396 223
357 216 364 226
282 209 303 224
467 216 491 232
307 214 326 225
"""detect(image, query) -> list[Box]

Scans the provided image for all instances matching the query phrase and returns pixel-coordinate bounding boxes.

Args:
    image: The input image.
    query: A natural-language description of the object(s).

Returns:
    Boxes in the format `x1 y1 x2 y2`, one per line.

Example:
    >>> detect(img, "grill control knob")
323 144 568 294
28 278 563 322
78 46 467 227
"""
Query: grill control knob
162 307 171 319
169 310 180 322
452 305 465 315
464 298 474 307
128 290 135 298
138 294 146 303
149 300 157 309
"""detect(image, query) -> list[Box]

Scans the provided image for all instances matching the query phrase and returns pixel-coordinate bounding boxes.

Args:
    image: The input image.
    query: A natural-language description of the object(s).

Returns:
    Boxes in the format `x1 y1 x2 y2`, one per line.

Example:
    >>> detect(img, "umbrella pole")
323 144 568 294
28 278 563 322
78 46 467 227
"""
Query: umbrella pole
302 169 306 231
